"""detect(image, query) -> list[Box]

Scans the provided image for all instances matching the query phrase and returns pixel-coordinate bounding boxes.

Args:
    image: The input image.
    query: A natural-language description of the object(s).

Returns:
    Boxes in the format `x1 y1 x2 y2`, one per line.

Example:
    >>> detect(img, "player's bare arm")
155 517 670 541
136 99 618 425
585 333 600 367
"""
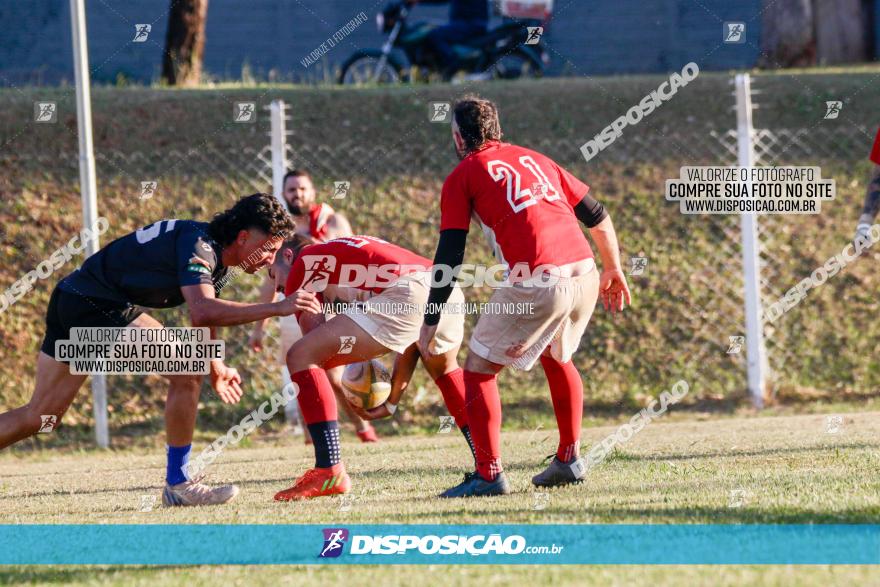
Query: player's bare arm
588 215 631 314
855 164 880 241
324 212 353 240
248 276 279 352
181 283 320 327
297 307 327 335
353 342 420 420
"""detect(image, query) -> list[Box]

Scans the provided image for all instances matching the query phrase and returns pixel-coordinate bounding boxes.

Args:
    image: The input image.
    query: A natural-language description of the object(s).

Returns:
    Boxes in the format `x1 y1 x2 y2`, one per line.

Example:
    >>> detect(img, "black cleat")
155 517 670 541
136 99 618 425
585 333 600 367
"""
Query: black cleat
531 456 586 487
439 471 511 498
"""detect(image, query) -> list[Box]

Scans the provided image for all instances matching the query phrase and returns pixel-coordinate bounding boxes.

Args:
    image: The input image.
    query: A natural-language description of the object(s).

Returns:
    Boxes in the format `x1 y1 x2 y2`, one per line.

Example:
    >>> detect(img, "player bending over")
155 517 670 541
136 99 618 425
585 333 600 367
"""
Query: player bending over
0 194 321 506
248 169 380 443
419 96 631 497
268 234 471 500
854 126 880 242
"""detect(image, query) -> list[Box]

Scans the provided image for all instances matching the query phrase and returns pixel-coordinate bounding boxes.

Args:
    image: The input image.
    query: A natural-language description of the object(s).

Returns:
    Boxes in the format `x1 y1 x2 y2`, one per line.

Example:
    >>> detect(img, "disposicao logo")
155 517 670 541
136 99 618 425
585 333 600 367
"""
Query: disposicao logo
319 528 349 558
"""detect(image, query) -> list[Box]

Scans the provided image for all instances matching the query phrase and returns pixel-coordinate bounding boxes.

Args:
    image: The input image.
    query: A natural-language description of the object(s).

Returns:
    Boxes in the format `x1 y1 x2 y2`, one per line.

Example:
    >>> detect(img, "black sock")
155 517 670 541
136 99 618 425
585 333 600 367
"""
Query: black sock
307 421 341 468
460 425 477 468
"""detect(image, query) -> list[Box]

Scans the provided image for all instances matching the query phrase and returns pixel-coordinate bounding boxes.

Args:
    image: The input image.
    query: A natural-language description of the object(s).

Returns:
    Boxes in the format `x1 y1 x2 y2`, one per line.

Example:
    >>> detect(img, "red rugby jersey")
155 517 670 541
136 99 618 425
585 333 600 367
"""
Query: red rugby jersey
307 203 335 241
870 127 880 165
284 235 431 307
440 141 594 270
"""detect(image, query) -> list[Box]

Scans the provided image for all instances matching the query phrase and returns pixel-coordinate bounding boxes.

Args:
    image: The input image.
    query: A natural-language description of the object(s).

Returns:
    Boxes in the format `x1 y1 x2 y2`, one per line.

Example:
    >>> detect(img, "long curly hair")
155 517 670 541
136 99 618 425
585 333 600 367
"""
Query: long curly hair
453 94 502 152
207 193 295 246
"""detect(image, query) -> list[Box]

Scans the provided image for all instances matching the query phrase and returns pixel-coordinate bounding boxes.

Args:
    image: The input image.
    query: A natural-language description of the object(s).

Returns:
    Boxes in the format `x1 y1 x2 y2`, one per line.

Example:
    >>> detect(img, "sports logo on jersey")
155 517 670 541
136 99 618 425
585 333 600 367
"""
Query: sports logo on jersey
300 255 337 292
319 528 349 558
187 256 213 274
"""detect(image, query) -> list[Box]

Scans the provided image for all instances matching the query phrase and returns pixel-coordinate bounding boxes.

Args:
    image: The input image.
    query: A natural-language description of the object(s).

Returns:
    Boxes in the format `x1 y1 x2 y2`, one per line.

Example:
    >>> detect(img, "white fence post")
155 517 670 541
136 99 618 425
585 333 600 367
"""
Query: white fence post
269 100 289 206
734 73 768 408
70 0 108 447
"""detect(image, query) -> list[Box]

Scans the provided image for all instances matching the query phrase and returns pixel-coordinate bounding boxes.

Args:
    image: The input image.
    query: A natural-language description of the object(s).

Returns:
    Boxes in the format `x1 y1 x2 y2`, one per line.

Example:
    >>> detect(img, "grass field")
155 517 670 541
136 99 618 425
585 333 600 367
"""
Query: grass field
1 410 878 583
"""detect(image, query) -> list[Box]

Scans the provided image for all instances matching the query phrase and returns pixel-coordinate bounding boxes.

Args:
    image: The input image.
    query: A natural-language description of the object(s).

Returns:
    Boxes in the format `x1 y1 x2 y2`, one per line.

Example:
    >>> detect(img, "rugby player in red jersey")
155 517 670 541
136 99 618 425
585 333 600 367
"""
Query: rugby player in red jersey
854 127 880 242
419 96 631 497
268 235 471 500
248 169 381 443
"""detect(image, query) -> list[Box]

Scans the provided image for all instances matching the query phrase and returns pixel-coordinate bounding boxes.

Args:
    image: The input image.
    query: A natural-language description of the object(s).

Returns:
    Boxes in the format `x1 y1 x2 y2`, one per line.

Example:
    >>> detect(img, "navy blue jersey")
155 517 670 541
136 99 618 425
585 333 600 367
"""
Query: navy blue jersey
58 220 228 308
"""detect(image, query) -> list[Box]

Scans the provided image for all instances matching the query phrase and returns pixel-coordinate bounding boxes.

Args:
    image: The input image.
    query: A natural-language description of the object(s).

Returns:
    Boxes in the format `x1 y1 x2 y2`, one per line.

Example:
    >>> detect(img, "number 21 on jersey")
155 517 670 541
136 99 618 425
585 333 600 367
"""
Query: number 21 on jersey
487 155 560 213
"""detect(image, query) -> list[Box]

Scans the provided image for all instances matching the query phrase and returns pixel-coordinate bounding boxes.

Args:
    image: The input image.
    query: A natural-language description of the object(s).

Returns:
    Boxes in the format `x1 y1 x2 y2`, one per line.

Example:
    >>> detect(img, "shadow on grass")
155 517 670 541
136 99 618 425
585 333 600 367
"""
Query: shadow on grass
0 566 191 584
422 503 880 524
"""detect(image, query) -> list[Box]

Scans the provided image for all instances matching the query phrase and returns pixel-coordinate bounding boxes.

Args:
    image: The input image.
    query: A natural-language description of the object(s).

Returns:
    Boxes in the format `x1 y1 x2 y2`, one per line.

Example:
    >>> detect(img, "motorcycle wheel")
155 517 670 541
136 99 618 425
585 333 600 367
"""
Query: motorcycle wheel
490 47 543 80
338 50 405 85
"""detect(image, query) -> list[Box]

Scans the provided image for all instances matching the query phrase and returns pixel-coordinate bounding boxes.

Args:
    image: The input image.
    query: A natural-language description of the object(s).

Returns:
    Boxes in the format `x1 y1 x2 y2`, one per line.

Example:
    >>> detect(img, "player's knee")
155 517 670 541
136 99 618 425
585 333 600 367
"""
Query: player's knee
167 374 202 395
423 353 457 380
286 340 328 373
286 343 310 373
464 352 500 375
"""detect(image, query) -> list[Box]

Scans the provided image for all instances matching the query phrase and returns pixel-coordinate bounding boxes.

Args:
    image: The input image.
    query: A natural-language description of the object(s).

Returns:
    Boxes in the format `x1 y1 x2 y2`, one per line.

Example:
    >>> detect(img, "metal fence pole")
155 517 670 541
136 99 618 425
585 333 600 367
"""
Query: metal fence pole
734 73 768 408
269 100 288 206
70 0 108 446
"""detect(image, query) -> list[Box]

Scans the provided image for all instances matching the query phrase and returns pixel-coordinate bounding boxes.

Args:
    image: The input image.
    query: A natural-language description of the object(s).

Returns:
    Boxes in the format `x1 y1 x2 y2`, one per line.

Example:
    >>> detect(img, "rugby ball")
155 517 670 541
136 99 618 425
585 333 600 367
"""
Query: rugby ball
341 359 392 410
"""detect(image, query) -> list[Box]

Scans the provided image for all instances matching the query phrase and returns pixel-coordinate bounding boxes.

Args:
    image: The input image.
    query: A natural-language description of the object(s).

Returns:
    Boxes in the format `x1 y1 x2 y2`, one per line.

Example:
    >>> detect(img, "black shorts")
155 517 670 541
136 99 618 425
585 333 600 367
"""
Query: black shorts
41 286 144 360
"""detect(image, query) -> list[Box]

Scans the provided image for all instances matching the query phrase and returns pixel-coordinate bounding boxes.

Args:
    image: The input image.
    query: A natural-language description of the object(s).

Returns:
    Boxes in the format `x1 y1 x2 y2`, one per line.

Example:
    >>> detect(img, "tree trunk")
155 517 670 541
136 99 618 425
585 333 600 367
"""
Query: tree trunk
759 0 816 68
813 0 869 64
161 0 208 86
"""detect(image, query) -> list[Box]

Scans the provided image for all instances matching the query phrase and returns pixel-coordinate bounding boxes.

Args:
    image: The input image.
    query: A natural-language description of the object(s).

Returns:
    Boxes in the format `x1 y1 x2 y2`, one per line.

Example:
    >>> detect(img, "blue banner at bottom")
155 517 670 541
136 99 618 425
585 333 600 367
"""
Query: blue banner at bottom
0 524 877 565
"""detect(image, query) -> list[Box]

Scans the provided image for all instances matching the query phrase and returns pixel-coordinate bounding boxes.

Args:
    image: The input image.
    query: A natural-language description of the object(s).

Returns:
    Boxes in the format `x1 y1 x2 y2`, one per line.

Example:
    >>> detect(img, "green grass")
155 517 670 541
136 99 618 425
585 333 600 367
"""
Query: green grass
1 564 878 587
0 410 878 583
3 410 878 525
4 564 880 586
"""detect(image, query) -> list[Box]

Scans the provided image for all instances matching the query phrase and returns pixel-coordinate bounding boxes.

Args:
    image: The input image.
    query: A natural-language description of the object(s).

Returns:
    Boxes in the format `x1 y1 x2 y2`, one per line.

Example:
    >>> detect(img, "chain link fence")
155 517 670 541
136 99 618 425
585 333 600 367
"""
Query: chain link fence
2 76 877 444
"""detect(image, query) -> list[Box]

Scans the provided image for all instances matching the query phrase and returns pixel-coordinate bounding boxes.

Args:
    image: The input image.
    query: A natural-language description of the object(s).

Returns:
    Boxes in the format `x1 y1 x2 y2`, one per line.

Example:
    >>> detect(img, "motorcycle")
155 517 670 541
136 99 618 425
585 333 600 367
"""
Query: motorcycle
338 1 549 84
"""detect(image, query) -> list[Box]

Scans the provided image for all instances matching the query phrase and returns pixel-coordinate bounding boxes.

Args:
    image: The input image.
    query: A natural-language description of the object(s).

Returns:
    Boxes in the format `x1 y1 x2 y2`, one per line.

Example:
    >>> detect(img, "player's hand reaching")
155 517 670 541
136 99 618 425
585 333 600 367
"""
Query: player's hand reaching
210 361 244 404
418 323 439 356
248 328 264 352
599 269 632 314
277 290 321 317
350 402 392 421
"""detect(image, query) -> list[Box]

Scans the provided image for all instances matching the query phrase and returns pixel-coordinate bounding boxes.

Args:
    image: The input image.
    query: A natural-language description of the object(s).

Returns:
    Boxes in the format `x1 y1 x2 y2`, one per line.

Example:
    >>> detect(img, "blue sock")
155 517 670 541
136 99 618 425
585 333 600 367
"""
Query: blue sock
307 421 341 468
166 444 191 485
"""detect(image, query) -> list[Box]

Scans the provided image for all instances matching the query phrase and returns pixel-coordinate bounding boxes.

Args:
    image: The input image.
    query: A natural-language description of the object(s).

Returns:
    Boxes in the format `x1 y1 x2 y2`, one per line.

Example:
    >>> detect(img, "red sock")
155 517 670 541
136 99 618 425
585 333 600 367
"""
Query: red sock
434 368 468 428
540 355 583 462
463 370 502 480
291 367 337 425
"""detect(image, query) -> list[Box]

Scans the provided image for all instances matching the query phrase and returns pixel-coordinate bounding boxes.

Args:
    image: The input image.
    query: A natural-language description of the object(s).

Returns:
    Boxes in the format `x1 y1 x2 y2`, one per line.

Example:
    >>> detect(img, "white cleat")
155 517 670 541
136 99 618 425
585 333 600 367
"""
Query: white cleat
162 479 240 507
